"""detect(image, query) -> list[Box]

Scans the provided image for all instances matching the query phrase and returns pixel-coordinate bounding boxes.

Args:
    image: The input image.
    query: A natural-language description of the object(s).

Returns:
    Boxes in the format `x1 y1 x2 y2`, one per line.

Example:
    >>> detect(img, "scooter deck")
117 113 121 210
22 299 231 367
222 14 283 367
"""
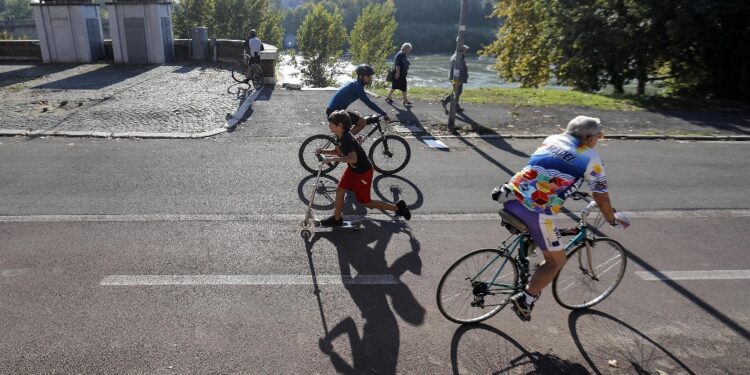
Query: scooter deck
314 220 363 230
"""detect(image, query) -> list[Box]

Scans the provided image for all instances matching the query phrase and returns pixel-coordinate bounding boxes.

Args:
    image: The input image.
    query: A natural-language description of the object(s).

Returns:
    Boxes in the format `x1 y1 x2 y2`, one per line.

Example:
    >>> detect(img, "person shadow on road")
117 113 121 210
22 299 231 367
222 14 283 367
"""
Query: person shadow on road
316 220 424 374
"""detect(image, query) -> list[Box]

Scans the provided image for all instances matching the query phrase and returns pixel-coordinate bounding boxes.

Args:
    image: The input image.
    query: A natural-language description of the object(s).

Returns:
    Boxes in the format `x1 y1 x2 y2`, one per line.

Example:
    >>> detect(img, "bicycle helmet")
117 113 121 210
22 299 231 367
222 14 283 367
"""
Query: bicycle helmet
249 29 257 38
355 64 375 84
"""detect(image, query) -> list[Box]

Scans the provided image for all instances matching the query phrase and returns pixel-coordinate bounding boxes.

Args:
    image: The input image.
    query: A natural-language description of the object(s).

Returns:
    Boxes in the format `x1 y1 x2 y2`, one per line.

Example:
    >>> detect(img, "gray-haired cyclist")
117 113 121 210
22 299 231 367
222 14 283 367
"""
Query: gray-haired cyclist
492 115 629 322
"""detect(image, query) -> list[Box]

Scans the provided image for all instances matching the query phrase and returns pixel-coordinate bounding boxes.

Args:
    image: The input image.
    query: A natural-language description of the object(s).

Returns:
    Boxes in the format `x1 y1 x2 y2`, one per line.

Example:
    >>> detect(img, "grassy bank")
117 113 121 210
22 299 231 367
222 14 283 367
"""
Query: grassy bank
371 86 748 112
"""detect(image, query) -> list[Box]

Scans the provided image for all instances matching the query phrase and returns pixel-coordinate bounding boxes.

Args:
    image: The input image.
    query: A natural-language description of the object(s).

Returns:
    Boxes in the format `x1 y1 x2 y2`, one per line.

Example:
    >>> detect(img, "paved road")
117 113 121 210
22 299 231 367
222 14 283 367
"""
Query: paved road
1 133 749 373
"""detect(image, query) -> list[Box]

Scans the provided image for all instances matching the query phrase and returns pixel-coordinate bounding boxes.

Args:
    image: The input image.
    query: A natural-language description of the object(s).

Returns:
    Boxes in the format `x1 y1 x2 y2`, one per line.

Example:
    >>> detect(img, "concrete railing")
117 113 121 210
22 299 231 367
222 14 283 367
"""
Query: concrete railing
0 40 43 61
0 38 277 83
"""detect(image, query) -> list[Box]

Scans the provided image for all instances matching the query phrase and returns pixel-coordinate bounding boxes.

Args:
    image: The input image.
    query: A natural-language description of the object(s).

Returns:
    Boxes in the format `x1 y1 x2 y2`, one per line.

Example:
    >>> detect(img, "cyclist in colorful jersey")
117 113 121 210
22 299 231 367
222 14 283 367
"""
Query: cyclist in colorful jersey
316 110 410 226
326 64 392 136
491 116 628 322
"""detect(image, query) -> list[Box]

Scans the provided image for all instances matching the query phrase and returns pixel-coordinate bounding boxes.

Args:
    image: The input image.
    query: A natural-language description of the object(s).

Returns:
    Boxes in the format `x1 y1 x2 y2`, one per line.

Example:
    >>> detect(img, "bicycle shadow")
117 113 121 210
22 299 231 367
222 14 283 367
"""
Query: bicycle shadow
568 310 696 375
373 174 425 211
297 173 423 218
306 219 425 374
450 323 590 374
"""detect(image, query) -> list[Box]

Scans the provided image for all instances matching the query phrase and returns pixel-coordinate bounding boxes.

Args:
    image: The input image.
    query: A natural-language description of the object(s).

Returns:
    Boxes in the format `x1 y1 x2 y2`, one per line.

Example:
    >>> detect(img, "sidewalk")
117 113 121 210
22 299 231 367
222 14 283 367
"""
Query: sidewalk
1 62 748 140
0 63 250 138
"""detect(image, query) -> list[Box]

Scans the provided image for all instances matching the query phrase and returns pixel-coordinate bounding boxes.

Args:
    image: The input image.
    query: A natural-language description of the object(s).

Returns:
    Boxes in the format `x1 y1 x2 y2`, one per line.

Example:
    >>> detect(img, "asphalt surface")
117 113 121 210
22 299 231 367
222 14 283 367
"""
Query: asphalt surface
2 63 750 374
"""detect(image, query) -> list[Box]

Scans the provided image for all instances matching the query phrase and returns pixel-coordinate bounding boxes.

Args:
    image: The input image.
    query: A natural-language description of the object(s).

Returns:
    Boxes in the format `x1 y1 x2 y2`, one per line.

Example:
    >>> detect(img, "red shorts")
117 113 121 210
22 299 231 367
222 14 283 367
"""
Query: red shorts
338 167 373 203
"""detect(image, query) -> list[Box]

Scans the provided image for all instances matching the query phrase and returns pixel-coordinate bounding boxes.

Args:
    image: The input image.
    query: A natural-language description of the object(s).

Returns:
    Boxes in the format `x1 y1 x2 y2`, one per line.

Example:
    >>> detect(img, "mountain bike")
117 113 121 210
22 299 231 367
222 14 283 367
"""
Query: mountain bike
231 52 263 89
298 114 411 175
436 192 628 324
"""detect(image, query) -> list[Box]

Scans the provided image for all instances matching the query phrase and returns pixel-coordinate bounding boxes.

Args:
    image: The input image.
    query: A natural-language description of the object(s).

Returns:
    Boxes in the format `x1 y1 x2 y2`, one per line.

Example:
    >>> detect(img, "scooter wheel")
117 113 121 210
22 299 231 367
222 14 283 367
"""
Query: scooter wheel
301 229 311 239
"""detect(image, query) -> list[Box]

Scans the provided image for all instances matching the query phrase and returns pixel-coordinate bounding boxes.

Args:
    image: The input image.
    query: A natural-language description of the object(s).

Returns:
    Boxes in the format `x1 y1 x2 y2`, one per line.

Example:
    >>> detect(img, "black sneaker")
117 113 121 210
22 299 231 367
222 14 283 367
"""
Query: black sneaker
318 215 343 227
456 106 465 113
440 98 448 108
395 200 411 220
509 292 534 322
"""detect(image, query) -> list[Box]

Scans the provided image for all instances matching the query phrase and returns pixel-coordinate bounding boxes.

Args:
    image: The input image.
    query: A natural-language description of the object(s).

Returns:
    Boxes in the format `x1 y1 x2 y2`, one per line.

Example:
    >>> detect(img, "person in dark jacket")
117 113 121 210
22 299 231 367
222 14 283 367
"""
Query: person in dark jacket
385 43 413 106
441 44 469 113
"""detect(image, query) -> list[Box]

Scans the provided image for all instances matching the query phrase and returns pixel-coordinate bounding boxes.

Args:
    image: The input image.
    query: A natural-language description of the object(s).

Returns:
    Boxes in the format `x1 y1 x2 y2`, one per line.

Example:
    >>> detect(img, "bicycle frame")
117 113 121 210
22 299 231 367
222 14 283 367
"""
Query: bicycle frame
472 205 599 292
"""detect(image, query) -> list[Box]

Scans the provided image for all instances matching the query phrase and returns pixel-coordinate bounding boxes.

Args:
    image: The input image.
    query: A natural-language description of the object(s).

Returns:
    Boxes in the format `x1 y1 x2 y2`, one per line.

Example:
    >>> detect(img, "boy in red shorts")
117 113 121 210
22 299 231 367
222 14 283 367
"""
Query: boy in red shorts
316 110 411 226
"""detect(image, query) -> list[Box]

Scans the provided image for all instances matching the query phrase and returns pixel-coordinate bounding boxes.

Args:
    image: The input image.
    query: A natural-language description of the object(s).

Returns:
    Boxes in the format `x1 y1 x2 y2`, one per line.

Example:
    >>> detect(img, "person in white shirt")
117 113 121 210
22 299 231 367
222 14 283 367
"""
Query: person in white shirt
245 29 263 63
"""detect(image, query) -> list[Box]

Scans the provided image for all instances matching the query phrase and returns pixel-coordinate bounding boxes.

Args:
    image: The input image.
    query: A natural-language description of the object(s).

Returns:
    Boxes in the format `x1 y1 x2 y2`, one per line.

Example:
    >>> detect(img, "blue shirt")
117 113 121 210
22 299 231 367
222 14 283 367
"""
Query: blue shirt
327 80 387 116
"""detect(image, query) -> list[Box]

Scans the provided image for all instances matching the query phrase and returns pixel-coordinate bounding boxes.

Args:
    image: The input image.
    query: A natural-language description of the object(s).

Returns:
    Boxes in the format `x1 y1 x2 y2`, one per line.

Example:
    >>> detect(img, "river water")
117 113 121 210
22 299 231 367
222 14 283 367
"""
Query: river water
278 54 530 88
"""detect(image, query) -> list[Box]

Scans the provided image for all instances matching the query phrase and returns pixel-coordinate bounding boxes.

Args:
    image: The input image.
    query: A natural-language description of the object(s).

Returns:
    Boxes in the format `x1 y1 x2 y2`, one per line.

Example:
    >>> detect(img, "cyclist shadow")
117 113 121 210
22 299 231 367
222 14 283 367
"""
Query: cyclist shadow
568 309 697 375
450 323 590 374
310 220 425 374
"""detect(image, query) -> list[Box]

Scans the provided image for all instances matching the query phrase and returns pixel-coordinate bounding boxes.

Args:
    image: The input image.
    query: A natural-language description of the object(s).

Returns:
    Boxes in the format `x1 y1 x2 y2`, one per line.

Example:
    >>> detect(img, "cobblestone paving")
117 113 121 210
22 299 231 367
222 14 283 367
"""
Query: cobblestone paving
0 63 248 135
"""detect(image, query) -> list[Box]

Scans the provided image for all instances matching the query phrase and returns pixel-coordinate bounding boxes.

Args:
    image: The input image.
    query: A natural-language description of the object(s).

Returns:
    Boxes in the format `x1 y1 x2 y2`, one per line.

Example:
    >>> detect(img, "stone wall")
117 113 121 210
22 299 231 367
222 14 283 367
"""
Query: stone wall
0 38 277 82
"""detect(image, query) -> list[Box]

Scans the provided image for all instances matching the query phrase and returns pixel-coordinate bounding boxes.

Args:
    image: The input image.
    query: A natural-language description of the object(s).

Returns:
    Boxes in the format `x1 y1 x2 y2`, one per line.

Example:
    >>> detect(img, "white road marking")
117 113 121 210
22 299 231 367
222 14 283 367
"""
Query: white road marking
99 274 399 286
3 209 749 223
635 270 750 281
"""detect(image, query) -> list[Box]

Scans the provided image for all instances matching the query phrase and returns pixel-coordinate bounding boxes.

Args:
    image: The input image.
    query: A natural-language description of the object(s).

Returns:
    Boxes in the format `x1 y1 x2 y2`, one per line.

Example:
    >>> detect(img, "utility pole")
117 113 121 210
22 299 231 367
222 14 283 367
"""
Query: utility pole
448 0 469 133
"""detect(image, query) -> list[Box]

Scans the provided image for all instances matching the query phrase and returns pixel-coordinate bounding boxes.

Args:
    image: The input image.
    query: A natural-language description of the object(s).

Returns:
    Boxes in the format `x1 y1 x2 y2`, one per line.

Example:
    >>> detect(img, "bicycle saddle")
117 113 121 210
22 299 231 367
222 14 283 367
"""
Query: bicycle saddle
498 209 528 234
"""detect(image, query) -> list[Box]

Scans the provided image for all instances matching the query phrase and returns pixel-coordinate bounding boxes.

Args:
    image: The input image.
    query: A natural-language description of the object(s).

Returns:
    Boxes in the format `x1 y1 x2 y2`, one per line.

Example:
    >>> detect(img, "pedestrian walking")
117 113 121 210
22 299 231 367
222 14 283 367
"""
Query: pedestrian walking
385 43 413 107
441 44 469 113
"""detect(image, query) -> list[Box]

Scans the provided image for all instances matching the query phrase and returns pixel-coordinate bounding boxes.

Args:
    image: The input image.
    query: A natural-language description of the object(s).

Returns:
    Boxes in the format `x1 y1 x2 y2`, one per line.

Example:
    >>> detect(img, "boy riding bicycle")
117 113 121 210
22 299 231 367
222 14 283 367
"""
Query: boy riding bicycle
316 110 410 226
327 64 392 136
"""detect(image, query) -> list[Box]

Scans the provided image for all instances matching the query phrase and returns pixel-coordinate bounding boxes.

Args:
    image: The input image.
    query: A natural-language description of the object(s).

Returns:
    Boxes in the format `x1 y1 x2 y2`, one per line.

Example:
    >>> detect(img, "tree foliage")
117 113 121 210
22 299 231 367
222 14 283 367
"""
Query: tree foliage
0 0 32 21
349 1 397 78
173 0 215 38
485 0 750 100
172 0 283 49
296 3 347 87
281 0 499 53
483 0 554 89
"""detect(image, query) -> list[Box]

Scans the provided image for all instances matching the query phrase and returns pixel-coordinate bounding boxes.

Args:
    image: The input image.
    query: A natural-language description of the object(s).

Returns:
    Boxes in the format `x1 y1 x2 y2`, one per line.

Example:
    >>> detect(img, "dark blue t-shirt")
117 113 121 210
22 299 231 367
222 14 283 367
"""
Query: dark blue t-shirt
327 80 387 116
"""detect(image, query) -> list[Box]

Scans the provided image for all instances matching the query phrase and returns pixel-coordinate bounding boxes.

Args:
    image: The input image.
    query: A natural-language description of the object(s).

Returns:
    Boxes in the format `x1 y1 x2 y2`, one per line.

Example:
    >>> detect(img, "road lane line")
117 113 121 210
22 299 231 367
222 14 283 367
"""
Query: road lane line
99 274 399 286
3 209 750 223
635 270 750 281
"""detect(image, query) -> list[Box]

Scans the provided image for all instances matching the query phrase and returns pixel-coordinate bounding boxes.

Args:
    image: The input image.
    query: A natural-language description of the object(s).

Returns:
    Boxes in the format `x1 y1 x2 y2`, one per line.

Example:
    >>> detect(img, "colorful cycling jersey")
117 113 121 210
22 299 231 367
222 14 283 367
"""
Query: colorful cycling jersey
326 80 387 116
507 134 608 215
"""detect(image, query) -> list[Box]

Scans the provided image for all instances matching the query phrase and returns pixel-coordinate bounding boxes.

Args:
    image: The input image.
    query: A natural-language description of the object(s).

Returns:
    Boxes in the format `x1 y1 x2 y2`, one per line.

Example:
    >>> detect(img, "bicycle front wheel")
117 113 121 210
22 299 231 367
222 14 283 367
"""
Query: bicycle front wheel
369 135 410 175
231 63 247 83
299 134 338 174
436 248 518 324
552 237 627 310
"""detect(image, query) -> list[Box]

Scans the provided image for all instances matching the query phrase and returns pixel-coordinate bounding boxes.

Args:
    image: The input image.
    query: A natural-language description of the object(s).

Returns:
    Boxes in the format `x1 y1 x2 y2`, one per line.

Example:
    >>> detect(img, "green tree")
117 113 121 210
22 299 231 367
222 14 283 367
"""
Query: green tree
172 0 215 38
296 3 346 87
350 0 397 78
482 0 555 88
0 0 32 20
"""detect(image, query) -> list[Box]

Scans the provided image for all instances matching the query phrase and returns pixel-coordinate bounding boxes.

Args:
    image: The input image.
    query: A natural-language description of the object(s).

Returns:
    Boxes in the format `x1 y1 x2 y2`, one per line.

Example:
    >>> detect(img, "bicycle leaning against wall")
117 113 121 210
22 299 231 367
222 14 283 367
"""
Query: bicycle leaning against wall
231 52 263 89
436 191 629 324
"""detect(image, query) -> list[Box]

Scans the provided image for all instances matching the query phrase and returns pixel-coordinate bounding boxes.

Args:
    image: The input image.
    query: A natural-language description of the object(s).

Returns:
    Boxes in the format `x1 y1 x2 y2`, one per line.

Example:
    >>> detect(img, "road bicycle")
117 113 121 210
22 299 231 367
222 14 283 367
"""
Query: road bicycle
231 52 263 89
298 114 411 175
436 192 628 324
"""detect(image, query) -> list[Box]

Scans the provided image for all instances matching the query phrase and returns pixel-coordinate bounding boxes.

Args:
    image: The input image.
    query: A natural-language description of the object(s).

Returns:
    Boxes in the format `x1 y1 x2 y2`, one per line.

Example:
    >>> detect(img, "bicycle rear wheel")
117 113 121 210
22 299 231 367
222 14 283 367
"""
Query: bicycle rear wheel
231 63 247 83
436 248 518 324
552 237 627 310
369 135 410 175
298 134 338 174
251 67 263 88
